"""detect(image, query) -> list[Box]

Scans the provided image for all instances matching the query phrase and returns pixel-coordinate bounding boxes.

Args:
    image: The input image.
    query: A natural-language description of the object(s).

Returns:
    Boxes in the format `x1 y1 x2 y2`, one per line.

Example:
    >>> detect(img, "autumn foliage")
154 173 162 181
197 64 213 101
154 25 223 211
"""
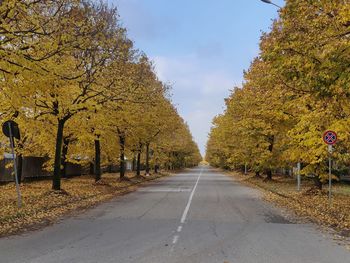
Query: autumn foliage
0 0 201 190
206 0 350 188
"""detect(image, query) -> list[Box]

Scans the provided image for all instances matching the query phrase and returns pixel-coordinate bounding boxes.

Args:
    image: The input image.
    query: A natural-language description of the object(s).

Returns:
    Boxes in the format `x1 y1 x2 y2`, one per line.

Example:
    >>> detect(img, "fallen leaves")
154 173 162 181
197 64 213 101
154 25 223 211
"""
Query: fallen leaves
0 172 169 237
229 172 350 238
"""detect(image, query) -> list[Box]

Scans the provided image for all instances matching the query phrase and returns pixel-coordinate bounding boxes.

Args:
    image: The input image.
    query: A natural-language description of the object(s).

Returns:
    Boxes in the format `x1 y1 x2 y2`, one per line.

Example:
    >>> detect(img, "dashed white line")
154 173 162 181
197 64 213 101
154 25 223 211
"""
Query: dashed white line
170 168 203 251
172 235 179 244
180 169 203 224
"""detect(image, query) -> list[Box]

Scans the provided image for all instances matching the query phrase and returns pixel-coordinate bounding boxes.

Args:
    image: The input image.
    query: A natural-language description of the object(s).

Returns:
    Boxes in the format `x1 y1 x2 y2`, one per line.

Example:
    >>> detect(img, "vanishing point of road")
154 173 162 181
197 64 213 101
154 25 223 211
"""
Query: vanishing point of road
0 166 349 263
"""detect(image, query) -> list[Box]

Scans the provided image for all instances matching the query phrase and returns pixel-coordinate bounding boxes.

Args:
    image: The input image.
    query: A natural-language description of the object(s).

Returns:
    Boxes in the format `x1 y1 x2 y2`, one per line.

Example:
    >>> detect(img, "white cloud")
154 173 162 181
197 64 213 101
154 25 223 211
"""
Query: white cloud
152 54 235 155
201 73 235 95
195 42 223 59
153 55 233 94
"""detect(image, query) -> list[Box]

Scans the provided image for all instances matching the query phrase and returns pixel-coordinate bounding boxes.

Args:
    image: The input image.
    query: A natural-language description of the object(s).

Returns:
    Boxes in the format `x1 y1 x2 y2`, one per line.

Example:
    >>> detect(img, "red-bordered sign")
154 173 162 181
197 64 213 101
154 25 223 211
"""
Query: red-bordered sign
323 130 337 145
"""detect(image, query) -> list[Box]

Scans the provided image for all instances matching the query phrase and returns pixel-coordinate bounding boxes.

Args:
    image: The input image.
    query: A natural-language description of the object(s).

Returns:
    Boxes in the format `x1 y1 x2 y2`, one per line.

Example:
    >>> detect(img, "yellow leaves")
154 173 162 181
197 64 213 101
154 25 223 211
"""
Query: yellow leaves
207 1 350 182
0 0 201 178
207 59 293 170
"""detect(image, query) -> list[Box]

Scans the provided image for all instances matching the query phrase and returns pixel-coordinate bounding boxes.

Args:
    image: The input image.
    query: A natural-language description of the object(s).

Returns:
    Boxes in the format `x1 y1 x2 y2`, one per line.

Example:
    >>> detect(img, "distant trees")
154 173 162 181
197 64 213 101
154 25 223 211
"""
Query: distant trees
206 0 350 188
0 0 201 190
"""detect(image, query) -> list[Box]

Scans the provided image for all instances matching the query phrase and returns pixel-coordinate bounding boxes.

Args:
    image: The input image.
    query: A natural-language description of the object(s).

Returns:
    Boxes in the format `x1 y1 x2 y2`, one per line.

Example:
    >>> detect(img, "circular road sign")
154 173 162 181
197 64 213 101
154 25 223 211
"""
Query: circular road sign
2 120 20 140
323 130 337 145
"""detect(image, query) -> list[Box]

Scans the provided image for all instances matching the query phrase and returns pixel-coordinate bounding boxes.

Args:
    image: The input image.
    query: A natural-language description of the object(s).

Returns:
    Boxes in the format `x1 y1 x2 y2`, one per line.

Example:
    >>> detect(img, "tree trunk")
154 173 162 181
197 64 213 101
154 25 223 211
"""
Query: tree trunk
132 155 136 171
53 119 65 190
168 152 172 170
17 154 23 184
265 169 273 180
264 135 275 181
89 162 94 175
145 143 150 175
136 151 141 177
314 176 323 190
119 134 125 179
94 138 101 182
61 137 70 178
154 164 159 174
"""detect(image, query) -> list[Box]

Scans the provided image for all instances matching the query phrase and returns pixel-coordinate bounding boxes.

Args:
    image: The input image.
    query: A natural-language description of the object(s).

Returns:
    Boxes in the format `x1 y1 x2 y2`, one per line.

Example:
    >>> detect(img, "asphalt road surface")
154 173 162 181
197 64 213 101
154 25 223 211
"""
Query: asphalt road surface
0 166 349 263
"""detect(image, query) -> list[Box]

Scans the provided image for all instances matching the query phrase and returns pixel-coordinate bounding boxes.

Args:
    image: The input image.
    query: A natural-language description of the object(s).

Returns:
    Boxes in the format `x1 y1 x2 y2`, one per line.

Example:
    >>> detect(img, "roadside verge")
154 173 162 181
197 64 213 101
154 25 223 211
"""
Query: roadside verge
227 171 350 241
0 172 172 238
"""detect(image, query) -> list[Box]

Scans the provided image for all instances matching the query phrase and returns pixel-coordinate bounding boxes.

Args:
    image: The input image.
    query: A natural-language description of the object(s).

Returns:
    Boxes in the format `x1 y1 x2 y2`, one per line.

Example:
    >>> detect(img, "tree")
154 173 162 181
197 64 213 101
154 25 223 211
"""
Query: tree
2 1 133 189
0 0 201 191
207 0 350 188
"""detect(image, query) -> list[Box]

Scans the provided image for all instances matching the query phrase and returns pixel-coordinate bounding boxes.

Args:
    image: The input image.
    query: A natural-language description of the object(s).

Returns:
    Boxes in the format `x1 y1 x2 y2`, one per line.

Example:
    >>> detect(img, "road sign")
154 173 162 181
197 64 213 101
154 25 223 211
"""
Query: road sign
323 130 337 145
2 120 20 140
323 130 337 207
2 120 22 207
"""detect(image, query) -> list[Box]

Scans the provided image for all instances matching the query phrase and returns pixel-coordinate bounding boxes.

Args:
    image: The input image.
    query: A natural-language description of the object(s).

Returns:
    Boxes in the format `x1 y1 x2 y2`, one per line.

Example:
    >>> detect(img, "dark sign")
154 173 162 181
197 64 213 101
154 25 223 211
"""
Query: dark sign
2 120 20 140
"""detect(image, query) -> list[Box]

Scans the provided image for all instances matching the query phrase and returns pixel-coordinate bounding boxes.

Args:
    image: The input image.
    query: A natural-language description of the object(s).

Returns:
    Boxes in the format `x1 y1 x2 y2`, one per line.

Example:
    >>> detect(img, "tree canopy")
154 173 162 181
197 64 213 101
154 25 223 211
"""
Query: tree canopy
0 0 201 190
206 0 350 187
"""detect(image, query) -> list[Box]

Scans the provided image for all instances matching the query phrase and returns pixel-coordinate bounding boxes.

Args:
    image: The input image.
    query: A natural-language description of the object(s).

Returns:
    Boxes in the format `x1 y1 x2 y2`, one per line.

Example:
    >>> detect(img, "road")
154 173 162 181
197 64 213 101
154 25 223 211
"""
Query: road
0 166 349 263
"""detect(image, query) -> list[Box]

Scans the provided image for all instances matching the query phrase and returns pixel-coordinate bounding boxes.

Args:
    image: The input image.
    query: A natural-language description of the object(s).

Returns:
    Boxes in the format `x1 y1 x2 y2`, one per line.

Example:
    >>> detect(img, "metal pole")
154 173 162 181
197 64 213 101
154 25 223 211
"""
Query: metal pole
297 162 301 191
8 123 22 208
260 0 282 9
270 2 282 8
328 145 332 206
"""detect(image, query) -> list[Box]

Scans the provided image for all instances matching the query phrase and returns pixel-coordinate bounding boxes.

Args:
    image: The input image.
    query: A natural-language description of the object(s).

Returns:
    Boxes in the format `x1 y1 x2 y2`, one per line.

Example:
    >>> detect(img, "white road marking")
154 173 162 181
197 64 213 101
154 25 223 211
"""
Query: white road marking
172 235 179 244
180 169 203 224
170 168 203 251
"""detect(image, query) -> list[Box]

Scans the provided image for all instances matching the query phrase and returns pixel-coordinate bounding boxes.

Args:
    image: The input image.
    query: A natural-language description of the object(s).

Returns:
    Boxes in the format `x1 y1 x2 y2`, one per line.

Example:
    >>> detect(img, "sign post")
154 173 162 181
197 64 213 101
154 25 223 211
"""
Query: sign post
323 130 337 206
2 120 22 208
297 162 301 191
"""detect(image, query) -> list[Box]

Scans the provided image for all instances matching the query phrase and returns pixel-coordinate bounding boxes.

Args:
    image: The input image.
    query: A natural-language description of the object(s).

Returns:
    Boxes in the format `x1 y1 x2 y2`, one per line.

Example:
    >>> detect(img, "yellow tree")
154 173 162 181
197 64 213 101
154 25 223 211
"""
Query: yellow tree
207 58 293 180
3 1 132 190
98 54 163 179
261 0 350 187
0 0 77 76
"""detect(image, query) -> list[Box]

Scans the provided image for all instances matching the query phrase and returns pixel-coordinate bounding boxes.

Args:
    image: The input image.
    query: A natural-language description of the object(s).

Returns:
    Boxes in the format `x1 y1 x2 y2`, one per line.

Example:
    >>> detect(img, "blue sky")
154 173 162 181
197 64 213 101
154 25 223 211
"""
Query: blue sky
109 0 284 156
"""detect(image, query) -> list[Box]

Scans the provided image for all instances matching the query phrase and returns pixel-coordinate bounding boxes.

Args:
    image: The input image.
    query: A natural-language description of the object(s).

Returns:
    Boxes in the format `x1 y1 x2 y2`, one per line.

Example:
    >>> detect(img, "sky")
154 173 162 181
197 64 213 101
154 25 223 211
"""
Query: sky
109 0 284 156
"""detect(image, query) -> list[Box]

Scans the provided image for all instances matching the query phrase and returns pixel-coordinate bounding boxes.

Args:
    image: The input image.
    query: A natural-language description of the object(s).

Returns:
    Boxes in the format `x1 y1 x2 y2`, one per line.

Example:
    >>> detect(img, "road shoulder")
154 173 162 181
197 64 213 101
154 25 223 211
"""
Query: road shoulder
0 171 173 238
224 170 350 250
